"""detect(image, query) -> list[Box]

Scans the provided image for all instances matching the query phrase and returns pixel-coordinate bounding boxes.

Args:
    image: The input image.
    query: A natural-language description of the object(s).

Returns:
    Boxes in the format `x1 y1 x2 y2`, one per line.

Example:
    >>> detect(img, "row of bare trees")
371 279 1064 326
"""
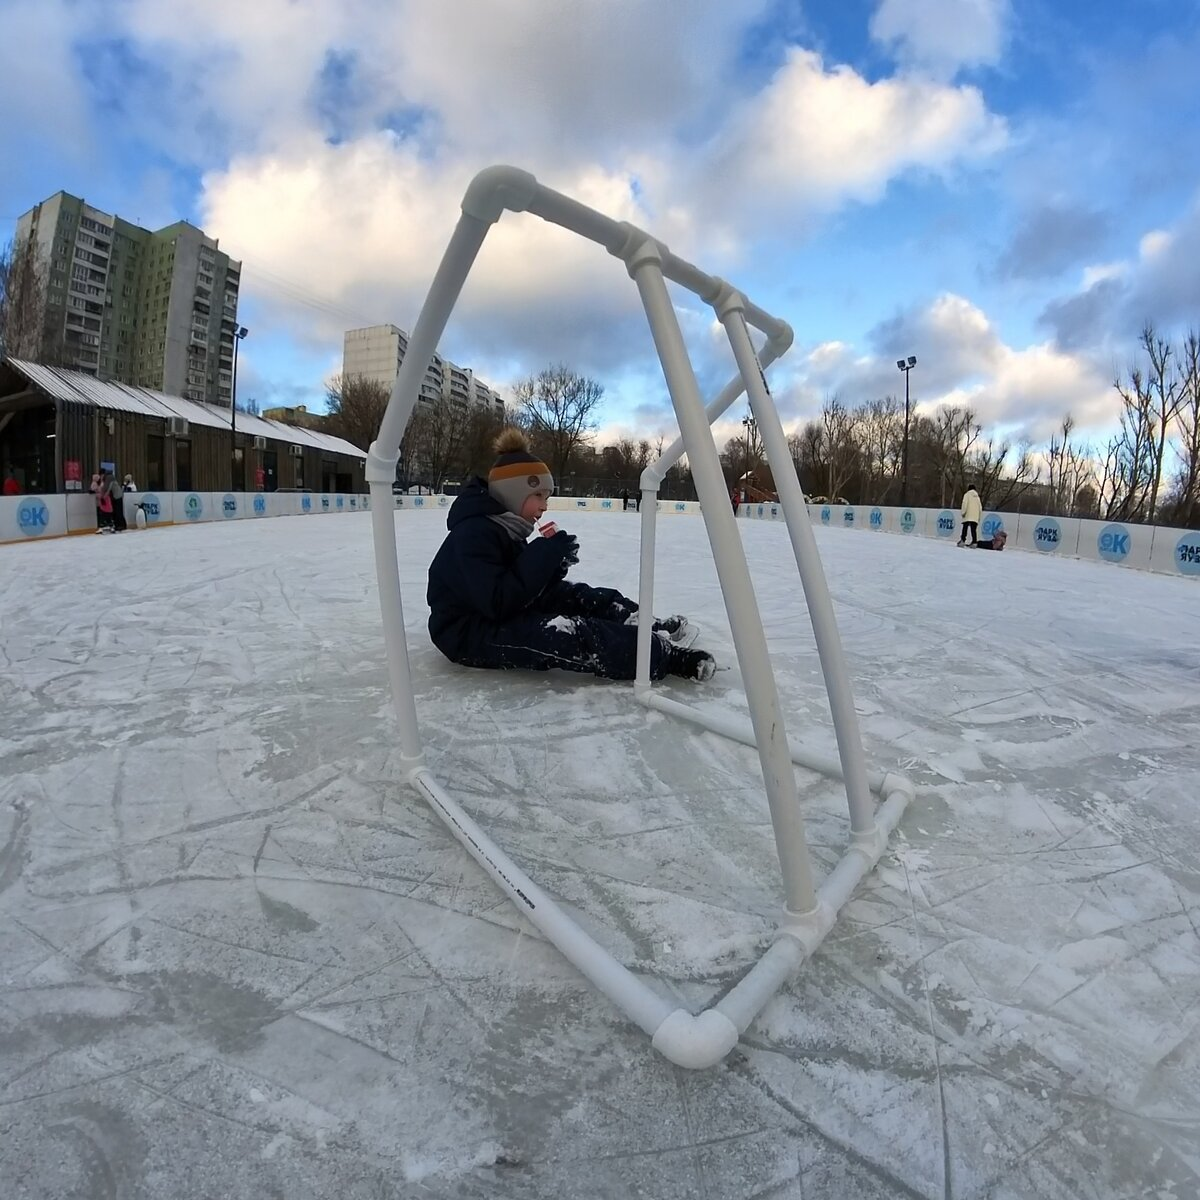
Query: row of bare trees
720 394 1038 511
711 321 1200 526
325 362 610 492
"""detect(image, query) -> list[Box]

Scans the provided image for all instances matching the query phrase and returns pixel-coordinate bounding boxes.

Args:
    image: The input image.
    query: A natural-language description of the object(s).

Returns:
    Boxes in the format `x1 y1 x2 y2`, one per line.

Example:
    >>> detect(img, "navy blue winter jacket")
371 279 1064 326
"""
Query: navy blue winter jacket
427 479 631 662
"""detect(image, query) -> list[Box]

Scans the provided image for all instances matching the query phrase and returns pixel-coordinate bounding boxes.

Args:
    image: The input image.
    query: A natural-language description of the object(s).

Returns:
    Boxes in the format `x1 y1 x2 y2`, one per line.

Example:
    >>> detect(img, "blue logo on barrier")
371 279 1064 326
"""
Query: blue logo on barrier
350 496 358 509
820 506 831 524
757 504 764 517
16 497 50 535
981 513 1004 539
362 496 369 509
1098 523 1130 562
769 504 779 518
184 493 203 521
1175 533 1200 575
412 496 424 508
301 495 312 512
674 502 686 512
1034 517 1061 551
575 499 588 508
869 508 883 529
336 495 345 509
900 508 916 533
253 495 266 515
842 507 855 525
141 494 162 521
321 495 330 510
222 494 238 518
601 499 612 509
936 510 956 538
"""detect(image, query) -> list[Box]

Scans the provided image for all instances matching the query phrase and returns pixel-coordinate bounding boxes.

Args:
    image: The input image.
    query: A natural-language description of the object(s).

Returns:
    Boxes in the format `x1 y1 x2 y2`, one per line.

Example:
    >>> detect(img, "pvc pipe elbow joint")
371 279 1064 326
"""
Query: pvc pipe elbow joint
461 165 539 224
366 441 399 484
880 771 916 804
651 1008 740 1069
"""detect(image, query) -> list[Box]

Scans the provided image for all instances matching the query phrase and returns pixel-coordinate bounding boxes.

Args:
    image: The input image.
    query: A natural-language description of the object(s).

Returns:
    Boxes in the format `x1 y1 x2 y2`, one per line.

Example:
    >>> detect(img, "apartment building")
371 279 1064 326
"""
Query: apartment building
13 192 242 408
342 324 504 415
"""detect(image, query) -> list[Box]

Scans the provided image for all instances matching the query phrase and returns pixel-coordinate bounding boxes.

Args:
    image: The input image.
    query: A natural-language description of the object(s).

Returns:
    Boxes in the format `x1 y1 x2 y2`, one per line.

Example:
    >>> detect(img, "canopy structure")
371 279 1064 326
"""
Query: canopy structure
366 166 915 1069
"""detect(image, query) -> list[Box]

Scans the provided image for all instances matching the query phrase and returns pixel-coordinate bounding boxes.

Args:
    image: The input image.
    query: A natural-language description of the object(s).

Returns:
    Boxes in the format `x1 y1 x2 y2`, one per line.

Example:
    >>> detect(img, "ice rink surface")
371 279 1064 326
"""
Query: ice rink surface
1 509 1198 1199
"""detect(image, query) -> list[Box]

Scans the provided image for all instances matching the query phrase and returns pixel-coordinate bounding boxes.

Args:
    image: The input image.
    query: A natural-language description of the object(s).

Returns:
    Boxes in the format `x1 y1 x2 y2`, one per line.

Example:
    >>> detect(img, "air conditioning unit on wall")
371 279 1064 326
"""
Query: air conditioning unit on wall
252 435 267 450
288 443 303 457
166 416 189 437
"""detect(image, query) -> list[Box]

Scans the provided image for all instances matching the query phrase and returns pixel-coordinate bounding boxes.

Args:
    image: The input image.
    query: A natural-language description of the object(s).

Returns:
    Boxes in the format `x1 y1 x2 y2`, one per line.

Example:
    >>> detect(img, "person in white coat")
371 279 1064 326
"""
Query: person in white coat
958 484 982 546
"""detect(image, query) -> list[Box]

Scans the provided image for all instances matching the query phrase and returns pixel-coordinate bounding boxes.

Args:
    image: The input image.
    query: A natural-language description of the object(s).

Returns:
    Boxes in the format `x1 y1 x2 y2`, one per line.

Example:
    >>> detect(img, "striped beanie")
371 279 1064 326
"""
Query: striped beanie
487 428 554 514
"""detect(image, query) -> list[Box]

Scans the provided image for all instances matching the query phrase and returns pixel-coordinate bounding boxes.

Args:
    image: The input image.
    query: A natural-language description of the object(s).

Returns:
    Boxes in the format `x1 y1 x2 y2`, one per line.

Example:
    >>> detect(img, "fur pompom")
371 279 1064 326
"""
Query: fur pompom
493 427 529 455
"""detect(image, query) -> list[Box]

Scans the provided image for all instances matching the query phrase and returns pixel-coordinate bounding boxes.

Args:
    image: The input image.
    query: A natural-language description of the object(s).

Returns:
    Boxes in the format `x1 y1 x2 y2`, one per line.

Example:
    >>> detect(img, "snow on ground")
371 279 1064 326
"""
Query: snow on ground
1 508 1198 1199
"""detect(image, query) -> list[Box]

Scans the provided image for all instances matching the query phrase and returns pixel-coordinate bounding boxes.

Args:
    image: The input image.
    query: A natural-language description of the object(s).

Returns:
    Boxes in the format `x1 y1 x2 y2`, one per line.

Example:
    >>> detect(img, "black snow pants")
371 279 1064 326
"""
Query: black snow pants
454 611 671 681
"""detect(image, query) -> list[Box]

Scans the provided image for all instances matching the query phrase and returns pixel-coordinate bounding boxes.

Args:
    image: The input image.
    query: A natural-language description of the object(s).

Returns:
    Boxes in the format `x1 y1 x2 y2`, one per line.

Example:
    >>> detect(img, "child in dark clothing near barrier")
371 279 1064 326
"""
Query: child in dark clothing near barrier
426 429 715 682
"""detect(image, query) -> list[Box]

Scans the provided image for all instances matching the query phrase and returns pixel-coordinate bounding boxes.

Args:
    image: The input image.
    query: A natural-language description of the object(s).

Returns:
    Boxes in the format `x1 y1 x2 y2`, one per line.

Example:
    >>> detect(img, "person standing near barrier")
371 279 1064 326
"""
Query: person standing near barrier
91 472 114 532
108 471 127 532
427 428 713 682
958 483 982 546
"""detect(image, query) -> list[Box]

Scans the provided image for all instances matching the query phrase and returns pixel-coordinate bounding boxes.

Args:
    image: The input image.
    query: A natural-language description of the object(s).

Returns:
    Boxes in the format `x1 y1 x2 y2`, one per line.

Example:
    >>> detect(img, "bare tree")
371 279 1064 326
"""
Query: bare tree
1169 330 1200 527
325 374 391 451
1139 324 1182 522
927 406 981 506
1106 371 1157 521
0 236 50 361
1045 415 1096 516
514 363 604 478
855 395 903 503
455 402 508 480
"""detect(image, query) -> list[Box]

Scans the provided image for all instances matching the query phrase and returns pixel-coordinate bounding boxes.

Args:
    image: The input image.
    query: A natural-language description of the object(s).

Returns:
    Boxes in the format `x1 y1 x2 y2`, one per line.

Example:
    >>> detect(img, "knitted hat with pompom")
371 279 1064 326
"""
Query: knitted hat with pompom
487 428 554 515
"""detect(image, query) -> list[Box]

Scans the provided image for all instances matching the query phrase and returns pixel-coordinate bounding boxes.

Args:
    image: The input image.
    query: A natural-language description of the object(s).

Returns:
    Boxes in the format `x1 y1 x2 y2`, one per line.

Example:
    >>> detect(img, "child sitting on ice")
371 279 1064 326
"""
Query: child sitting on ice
426 429 716 682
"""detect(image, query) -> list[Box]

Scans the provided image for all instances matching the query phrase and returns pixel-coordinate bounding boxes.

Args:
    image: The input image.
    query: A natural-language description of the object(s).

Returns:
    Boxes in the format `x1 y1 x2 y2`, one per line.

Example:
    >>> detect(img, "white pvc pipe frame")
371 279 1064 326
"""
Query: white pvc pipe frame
366 166 915 1069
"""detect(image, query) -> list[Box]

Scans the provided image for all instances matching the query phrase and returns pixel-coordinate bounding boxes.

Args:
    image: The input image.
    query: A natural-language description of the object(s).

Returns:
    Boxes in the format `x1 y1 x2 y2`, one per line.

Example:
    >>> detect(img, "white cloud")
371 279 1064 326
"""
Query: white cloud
870 0 1009 76
200 136 655 376
701 49 1006 214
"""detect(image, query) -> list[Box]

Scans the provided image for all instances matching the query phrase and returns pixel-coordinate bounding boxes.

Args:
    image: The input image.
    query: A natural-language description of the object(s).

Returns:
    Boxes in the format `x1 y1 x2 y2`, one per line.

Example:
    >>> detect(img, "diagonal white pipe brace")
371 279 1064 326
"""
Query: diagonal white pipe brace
718 293 876 834
643 328 794 490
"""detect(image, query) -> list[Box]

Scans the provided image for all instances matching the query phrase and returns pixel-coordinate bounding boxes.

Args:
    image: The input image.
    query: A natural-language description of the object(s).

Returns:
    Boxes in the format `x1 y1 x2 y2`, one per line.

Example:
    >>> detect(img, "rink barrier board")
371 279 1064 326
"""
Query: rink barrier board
7 490 1197 578
0 491 371 545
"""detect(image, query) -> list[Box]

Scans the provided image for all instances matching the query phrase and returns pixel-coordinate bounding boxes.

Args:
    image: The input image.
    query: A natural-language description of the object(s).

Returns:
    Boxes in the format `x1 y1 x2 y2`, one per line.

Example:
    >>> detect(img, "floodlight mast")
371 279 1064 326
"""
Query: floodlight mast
365 166 914 1069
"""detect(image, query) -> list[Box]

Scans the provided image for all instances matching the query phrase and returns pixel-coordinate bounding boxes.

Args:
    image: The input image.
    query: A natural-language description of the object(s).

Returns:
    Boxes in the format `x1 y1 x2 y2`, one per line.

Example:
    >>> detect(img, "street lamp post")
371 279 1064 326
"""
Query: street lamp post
896 355 916 505
741 413 756 498
230 325 248 490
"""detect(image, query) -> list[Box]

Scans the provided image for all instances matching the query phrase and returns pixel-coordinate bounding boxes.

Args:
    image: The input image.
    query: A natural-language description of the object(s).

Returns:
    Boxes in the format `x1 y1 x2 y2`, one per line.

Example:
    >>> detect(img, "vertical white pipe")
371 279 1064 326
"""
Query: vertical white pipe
626 241 818 916
635 488 658 689
720 303 876 836
370 213 492 763
370 489 423 761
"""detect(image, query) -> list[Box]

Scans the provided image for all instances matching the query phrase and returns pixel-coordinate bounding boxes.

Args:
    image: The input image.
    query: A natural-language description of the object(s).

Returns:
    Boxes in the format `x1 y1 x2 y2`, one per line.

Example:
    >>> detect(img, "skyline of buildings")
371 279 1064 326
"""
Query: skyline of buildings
12 191 242 409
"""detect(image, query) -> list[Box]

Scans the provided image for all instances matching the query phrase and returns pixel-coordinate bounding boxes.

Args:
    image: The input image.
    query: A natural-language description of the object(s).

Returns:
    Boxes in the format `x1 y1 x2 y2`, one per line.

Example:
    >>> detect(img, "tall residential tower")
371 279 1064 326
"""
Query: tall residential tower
342 324 504 415
12 192 242 407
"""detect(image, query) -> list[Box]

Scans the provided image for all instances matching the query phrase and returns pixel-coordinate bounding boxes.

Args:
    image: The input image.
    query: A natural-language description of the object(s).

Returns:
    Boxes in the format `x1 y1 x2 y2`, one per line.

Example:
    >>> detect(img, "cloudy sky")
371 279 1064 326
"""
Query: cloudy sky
3 0 1199 449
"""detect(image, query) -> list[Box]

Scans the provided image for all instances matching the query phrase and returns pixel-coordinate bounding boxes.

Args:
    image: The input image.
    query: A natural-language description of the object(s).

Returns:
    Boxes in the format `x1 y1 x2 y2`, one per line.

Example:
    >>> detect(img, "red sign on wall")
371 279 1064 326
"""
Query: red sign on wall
64 460 82 482
255 467 265 490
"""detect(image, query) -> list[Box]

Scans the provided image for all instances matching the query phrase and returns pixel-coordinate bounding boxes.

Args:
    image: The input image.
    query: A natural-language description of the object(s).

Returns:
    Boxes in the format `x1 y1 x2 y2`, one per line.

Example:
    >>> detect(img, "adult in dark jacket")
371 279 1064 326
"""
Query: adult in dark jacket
427 430 715 682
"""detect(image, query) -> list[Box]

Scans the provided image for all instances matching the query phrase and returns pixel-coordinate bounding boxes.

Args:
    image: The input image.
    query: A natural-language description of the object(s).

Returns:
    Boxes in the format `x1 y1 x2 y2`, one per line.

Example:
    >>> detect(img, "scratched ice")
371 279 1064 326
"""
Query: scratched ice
1 510 1198 1199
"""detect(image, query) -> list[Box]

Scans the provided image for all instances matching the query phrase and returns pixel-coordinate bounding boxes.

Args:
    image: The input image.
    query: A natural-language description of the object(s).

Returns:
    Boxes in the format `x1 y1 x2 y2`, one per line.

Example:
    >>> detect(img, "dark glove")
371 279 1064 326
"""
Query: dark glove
546 530 578 578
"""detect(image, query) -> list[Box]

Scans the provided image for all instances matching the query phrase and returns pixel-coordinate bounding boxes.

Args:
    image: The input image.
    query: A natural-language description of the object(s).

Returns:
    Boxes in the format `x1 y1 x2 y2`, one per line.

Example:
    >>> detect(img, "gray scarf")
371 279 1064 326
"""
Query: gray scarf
489 512 535 542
